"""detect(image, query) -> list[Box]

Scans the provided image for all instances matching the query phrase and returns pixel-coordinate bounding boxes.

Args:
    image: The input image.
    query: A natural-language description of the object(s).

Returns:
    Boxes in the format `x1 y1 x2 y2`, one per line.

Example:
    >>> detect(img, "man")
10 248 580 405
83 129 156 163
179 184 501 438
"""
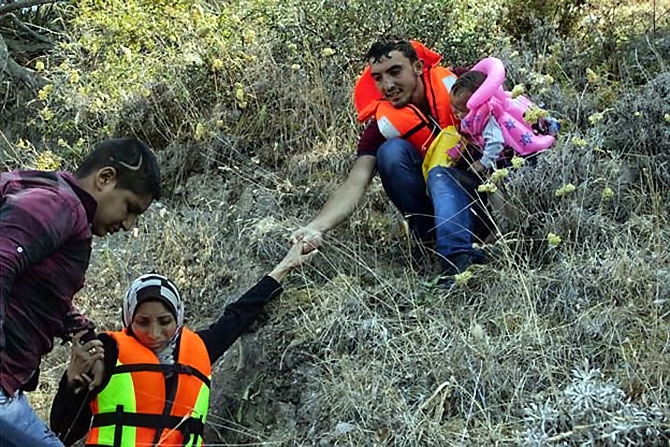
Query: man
292 36 486 283
0 137 160 447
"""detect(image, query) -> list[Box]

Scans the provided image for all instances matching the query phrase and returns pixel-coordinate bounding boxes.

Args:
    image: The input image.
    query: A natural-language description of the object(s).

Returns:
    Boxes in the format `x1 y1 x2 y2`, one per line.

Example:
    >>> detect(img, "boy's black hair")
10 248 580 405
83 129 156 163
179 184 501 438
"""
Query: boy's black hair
75 138 161 199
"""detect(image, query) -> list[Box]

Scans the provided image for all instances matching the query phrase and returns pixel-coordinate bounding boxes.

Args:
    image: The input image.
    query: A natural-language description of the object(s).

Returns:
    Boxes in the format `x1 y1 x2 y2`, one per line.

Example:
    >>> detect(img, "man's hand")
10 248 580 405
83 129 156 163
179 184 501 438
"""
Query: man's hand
66 331 104 393
290 226 324 254
269 241 318 282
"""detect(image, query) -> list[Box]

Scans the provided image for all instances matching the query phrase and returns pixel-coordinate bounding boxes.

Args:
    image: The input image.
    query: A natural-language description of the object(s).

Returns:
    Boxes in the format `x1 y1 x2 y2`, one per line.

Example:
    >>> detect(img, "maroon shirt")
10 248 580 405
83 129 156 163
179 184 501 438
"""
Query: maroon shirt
356 120 386 157
0 170 97 395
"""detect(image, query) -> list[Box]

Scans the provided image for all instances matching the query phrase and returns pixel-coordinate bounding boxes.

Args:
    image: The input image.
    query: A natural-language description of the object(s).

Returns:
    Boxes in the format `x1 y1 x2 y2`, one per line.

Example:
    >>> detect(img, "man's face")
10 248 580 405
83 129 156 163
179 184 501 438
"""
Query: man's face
91 169 152 236
369 50 423 108
451 90 472 119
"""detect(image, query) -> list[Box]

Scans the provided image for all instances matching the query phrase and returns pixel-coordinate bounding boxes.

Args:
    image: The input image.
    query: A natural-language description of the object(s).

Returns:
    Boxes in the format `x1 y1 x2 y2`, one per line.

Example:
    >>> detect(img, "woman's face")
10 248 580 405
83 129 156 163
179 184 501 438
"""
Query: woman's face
131 300 177 352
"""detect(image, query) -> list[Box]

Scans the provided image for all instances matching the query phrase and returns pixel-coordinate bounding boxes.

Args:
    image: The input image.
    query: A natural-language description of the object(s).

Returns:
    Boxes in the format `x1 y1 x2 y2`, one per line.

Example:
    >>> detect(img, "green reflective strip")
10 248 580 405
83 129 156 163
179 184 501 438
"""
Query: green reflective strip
96 361 137 447
185 377 211 447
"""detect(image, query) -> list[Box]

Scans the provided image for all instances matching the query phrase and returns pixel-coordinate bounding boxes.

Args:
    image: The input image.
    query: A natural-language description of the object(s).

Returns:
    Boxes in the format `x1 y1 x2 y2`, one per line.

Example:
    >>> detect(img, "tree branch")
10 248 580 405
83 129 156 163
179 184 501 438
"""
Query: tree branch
0 0 65 18
7 13 53 44
0 32 45 88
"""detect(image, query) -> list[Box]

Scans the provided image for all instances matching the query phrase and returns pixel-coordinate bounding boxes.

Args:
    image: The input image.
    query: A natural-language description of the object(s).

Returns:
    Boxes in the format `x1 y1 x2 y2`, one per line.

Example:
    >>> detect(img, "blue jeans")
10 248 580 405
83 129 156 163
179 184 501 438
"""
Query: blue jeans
0 389 64 447
376 138 482 261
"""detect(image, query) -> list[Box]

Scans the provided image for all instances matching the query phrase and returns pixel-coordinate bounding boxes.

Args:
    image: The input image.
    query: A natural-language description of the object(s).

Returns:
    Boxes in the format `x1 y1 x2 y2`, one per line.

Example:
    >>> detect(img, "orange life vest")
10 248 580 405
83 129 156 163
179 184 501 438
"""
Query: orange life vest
353 41 460 159
85 328 212 447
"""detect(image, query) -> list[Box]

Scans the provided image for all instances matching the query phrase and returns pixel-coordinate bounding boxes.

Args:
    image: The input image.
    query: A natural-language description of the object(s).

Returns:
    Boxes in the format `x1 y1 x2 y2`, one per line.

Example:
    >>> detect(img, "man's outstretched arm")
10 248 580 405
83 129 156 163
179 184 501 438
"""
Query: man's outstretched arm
292 155 376 250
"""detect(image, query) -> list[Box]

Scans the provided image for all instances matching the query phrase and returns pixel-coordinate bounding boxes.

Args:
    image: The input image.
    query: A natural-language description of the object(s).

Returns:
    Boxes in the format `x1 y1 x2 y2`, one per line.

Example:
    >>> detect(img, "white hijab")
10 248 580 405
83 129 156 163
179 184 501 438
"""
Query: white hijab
122 273 184 364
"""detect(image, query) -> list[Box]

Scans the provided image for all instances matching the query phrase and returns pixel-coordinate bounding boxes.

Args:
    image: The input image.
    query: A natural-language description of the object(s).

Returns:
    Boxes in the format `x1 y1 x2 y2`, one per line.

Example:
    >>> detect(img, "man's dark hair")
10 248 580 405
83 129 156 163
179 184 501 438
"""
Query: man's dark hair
451 70 487 96
75 138 161 200
366 35 417 64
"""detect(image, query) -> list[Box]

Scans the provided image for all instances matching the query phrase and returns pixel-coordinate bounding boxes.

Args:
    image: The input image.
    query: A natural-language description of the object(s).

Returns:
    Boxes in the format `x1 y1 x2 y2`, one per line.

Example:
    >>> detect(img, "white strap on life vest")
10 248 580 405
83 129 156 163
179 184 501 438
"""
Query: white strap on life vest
377 115 401 140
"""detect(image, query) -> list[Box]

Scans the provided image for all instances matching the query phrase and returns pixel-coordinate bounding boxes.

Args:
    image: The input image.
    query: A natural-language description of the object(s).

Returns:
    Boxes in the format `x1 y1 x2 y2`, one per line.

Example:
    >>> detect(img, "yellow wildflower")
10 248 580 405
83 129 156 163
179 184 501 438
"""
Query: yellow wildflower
120 45 132 62
586 68 599 83
40 107 54 121
69 71 80 84
511 156 526 169
510 84 525 98
287 43 298 51
211 58 224 71
321 48 335 57
57 138 68 147
35 60 45 72
291 64 301 71
602 187 614 200
242 29 256 43
194 123 207 141
547 232 562 247
588 112 604 124
490 168 509 183
571 137 588 148
454 270 473 286
555 183 576 197
235 87 245 103
477 182 498 193
190 4 204 21
544 74 554 84
664 113 670 123
37 84 53 101
524 106 549 123
35 150 61 170
215 120 225 129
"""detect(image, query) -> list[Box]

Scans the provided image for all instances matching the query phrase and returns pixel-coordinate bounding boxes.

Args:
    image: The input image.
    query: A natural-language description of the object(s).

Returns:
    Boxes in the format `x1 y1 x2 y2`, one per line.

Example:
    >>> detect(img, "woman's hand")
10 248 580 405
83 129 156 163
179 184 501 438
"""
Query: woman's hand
66 331 105 393
269 241 318 282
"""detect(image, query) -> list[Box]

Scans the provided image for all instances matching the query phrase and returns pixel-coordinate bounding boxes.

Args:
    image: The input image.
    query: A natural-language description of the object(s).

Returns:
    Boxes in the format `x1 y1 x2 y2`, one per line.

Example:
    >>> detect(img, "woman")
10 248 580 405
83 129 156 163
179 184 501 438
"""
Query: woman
50 243 313 447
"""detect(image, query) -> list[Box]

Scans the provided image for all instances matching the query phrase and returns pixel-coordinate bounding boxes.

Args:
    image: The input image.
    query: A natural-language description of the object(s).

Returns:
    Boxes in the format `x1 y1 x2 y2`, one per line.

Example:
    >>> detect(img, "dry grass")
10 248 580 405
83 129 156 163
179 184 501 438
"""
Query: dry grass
31 121 669 446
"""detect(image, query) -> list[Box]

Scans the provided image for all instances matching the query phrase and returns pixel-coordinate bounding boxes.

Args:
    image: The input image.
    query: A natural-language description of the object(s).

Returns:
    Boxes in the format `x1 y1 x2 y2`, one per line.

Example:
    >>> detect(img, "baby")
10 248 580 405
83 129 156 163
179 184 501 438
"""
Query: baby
450 57 559 173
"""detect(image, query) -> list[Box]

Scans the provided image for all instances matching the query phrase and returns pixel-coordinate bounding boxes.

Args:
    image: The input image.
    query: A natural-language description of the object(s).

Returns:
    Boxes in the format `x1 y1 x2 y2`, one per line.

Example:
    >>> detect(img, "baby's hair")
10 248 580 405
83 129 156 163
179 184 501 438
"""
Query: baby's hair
452 70 487 96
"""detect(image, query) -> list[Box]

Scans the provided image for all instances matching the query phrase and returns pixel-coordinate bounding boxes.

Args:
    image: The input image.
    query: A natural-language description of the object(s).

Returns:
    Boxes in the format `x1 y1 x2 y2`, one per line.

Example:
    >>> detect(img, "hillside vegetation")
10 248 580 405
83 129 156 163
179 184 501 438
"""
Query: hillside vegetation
1 0 669 445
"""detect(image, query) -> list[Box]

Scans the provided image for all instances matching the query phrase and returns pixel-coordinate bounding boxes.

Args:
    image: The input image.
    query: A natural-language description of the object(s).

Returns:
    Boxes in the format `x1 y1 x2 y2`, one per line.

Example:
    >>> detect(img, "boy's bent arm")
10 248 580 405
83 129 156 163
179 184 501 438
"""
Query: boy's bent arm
0 189 74 347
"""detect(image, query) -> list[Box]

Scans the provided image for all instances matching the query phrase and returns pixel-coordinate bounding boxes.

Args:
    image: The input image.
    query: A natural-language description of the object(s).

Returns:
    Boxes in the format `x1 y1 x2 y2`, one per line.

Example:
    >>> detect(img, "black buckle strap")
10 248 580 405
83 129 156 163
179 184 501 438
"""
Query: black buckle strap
112 363 210 388
92 411 205 436
404 104 439 141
